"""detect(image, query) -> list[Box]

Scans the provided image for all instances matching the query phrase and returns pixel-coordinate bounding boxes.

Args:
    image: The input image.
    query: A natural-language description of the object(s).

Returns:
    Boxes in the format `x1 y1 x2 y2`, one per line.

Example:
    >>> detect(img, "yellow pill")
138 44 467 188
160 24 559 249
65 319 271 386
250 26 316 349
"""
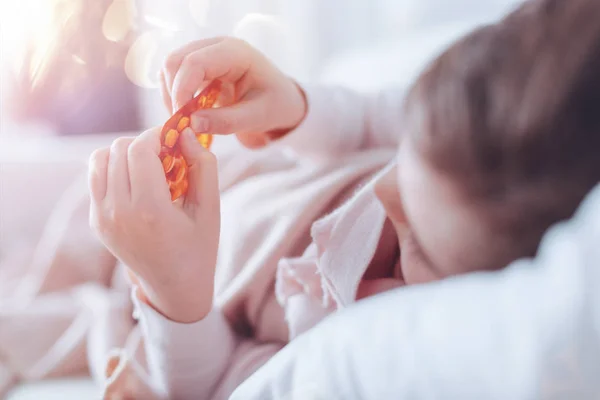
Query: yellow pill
170 187 183 202
180 179 189 196
165 129 179 148
162 154 175 173
173 159 187 185
177 117 190 132
196 133 212 148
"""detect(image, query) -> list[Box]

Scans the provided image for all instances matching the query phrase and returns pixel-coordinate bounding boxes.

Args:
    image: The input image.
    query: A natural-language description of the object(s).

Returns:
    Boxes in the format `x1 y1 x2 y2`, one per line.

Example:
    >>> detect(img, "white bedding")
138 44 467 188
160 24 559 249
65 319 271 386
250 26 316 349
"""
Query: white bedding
4 379 99 400
232 183 600 400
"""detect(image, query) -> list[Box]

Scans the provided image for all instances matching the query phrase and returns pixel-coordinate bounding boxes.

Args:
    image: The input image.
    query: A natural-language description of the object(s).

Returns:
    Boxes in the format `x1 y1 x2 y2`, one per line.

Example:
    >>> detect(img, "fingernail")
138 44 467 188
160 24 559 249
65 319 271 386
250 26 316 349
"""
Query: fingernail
191 114 209 132
182 127 196 142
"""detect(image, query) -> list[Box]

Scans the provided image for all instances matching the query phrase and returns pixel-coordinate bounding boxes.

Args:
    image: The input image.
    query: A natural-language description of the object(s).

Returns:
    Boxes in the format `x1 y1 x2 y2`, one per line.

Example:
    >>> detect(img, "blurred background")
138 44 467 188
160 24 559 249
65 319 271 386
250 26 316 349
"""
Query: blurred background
0 0 526 135
0 0 524 313
0 0 527 301
0 0 526 397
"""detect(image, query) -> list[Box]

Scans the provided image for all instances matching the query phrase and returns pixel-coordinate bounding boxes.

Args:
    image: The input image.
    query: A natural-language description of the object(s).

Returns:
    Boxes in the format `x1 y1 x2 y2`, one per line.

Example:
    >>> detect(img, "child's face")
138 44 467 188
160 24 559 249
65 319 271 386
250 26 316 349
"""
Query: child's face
375 136 490 286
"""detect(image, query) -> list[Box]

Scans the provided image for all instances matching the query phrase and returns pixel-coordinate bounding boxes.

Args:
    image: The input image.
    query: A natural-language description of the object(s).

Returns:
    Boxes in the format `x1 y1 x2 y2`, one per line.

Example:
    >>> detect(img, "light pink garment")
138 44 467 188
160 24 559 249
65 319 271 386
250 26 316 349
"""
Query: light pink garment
102 84 408 400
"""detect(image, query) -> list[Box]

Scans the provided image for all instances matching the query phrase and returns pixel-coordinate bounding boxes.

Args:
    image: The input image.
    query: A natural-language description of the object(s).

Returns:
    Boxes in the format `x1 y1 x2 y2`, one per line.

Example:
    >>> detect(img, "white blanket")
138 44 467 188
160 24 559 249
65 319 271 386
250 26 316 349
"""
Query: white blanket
232 183 600 400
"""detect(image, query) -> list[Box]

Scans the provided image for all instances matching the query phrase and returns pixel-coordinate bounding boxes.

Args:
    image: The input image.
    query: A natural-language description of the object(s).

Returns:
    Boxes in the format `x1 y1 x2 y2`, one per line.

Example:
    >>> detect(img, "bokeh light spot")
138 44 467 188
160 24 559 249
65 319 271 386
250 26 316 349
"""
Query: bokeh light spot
102 0 135 42
124 31 161 88
232 13 290 70
232 13 288 46
144 15 181 32
71 54 86 65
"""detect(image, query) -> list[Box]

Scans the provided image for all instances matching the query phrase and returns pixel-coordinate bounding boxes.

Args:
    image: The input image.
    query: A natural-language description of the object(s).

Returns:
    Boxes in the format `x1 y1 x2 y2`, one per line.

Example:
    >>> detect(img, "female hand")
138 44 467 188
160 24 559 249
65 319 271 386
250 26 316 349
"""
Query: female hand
88 127 220 323
160 36 307 148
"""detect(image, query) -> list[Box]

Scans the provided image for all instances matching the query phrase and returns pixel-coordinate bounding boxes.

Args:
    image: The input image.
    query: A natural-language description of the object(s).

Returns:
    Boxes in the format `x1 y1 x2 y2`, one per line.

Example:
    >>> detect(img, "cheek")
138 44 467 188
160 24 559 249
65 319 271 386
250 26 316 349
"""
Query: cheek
374 166 405 226
400 235 440 285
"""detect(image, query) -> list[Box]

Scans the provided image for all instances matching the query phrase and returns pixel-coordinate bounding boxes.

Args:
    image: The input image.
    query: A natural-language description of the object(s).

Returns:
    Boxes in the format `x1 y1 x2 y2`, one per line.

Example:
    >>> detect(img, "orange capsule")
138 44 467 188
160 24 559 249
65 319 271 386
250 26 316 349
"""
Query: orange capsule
206 89 219 105
180 179 189 197
170 186 183 202
173 158 187 186
169 168 187 200
177 116 190 132
168 177 178 191
167 158 181 183
162 154 175 173
160 81 221 202
197 133 212 148
165 129 179 148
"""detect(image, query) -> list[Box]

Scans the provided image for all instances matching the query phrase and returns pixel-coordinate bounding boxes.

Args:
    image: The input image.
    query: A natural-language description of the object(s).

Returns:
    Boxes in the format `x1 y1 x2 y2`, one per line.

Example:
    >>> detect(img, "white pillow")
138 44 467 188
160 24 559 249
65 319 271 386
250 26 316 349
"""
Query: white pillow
5 378 99 400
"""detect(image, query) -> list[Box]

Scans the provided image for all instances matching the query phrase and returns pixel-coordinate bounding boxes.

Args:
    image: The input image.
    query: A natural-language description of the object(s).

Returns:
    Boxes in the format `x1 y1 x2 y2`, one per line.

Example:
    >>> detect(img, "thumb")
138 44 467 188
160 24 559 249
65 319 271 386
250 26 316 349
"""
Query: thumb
180 128 220 214
190 94 268 135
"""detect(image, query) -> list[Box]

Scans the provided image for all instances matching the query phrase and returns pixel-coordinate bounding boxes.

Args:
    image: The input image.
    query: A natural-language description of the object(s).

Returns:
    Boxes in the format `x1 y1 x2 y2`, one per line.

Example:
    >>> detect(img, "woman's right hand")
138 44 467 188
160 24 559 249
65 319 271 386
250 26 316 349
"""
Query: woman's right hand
160 37 307 149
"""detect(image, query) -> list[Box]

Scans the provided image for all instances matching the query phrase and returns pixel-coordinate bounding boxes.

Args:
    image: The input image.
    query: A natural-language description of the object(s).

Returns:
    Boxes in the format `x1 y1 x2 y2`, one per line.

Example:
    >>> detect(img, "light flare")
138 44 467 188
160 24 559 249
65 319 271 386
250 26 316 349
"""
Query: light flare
71 54 86 65
143 15 182 33
124 31 161 89
0 0 83 89
102 0 136 42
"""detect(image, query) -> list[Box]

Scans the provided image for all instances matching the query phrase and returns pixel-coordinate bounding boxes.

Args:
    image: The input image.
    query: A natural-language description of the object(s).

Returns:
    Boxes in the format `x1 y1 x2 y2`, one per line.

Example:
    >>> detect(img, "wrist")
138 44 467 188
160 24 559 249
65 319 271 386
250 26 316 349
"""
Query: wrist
136 279 213 324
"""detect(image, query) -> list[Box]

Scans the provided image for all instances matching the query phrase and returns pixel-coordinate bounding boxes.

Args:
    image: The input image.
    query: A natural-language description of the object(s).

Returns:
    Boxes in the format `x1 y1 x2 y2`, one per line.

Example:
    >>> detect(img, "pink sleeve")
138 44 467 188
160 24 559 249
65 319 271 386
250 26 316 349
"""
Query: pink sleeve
272 84 407 159
133 292 283 400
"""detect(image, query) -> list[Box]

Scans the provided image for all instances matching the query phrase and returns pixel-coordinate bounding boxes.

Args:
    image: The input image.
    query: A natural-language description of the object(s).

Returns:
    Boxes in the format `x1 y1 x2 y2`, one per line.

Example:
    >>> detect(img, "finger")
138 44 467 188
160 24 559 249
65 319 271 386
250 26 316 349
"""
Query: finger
179 128 220 215
189 93 269 134
158 70 172 115
162 37 225 104
127 127 170 204
107 137 135 203
171 39 252 110
88 147 110 202
235 131 270 149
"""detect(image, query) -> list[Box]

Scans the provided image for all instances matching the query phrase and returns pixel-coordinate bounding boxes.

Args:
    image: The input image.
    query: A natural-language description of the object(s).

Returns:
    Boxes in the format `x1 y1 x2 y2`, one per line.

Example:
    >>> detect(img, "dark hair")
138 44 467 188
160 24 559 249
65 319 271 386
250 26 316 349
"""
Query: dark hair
405 0 600 268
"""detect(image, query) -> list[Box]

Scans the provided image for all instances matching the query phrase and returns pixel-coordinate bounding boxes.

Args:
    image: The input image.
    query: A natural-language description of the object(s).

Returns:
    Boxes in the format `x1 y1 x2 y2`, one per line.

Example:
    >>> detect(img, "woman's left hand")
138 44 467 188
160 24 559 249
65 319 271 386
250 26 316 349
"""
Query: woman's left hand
88 127 221 323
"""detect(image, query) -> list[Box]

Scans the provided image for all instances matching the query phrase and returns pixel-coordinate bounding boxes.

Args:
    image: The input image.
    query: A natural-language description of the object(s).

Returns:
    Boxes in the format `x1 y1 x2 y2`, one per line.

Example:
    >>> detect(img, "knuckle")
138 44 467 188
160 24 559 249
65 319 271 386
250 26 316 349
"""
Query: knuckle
198 149 218 165
104 204 129 228
164 54 181 72
111 137 133 154
89 148 109 166
224 36 246 49
116 136 134 147
179 53 199 74
127 138 147 160
136 203 162 228
218 115 236 133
